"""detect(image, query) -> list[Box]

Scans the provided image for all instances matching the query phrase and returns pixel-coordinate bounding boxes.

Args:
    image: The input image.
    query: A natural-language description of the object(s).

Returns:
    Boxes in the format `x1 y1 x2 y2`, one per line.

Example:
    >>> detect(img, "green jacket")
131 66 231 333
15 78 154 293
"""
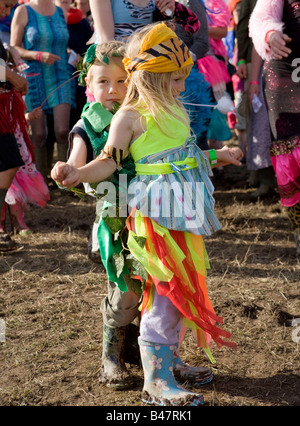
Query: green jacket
236 0 257 63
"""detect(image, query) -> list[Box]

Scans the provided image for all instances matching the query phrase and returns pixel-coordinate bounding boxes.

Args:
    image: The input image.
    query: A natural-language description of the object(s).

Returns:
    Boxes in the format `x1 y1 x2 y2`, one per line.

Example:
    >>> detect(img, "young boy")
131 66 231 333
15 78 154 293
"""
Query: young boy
64 41 142 390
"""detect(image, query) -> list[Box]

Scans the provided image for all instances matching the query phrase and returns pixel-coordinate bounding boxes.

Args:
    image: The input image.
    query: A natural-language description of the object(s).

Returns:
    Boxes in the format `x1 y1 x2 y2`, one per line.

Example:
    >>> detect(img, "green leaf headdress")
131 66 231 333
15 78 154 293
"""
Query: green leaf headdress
78 44 98 87
77 43 125 87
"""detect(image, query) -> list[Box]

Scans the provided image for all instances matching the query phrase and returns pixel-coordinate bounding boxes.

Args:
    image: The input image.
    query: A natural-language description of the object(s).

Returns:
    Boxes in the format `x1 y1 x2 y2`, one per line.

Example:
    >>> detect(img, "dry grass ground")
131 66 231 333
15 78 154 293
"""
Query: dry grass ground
0 159 299 407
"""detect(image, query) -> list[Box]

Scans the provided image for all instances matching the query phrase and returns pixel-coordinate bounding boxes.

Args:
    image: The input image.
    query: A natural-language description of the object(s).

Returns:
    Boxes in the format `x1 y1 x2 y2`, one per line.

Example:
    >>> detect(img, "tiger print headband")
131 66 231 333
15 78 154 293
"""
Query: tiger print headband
123 23 193 77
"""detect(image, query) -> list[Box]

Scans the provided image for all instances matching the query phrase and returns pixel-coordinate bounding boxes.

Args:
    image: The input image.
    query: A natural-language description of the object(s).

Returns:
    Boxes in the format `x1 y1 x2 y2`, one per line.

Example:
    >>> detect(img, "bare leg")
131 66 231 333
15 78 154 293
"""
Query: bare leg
53 103 71 162
30 112 48 178
0 168 19 251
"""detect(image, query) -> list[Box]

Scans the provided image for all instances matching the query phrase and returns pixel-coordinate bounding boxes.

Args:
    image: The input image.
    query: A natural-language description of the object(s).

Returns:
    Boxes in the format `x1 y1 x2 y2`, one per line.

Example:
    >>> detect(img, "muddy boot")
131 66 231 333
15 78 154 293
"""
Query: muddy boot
0 233 18 252
124 323 141 367
250 167 275 199
139 338 204 406
173 345 213 387
99 324 134 390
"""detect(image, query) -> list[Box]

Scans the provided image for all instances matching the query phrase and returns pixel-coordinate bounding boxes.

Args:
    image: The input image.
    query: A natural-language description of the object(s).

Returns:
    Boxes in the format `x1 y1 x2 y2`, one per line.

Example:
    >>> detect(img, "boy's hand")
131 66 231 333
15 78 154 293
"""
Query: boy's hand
216 146 243 167
51 161 81 187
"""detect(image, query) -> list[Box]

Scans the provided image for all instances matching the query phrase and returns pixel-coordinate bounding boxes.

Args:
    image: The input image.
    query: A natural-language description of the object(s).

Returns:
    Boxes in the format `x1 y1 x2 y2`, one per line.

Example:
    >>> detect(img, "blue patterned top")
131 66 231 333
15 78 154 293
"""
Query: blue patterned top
23 5 73 112
111 0 155 40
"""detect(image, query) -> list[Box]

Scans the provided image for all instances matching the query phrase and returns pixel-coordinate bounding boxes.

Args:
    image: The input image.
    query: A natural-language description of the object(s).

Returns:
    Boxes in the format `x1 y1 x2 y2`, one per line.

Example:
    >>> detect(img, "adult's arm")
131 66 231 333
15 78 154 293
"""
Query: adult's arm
176 0 209 60
189 0 209 58
236 0 253 63
249 0 285 60
89 0 114 43
10 6 60 63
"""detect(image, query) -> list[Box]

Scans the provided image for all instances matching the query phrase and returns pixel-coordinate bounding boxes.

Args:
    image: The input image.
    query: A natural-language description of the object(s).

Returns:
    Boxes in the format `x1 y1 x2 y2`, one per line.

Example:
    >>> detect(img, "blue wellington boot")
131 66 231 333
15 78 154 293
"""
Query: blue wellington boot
173 345 213 387
139 338 204 406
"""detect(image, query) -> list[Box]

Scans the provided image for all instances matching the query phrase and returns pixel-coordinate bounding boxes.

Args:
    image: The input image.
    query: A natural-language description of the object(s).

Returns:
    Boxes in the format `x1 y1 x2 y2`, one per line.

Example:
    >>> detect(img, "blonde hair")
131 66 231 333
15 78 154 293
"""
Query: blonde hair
86 41 126 85
120 24 192 132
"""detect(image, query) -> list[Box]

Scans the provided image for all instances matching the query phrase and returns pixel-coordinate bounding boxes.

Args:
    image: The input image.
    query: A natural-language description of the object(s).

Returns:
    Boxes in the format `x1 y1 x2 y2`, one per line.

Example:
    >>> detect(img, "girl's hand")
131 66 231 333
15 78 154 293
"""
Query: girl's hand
51 161 81 187
216 146 243 167
155 0 175 15
39 52 61 64
268 31 292 59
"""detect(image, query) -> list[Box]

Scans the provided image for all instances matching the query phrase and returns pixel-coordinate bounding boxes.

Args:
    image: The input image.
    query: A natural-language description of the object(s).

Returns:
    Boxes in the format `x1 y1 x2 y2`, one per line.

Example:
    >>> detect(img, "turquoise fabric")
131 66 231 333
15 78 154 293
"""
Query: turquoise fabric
23 5 72 112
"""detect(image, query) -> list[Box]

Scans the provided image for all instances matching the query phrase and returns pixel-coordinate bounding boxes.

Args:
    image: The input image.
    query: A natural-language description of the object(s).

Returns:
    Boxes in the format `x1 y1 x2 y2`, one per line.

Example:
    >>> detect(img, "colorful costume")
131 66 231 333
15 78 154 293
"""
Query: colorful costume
22 5 72 113
101 21 235 405
249 0 300 241
0 40 49 234
125 107 235 356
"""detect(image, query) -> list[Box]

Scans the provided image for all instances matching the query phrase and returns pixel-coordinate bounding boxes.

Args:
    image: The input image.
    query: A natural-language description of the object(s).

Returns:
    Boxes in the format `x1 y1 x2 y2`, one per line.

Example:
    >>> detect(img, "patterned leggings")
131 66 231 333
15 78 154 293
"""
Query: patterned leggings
287 202 300 230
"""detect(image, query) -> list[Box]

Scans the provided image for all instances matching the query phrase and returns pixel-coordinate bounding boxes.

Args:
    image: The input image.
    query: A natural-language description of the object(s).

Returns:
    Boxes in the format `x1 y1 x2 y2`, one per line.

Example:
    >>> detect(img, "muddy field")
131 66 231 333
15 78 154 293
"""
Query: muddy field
0 155 299 407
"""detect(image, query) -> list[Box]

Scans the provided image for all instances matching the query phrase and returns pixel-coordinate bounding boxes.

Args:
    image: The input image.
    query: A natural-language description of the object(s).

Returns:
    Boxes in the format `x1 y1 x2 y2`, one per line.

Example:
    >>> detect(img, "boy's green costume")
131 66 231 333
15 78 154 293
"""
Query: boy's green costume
79 100 142 389
81 101 143 293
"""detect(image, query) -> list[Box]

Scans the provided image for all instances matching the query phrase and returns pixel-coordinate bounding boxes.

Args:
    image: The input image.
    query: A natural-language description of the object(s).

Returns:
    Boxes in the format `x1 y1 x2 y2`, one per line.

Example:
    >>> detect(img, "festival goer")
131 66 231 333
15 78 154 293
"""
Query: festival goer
235 0 275 198
0 0 28 251
226 0 247 155
0 98 49 236
250 0 300 254
236 0 256 81
197 0 232 161
10 0 74 179
55 0 93 126
73 0 91 23
51 23 243 405
175 0 214 150
0 3 17 43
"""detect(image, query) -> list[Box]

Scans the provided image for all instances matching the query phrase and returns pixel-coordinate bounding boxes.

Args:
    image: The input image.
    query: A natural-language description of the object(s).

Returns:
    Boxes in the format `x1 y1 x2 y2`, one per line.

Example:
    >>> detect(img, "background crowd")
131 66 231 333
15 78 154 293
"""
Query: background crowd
1 1 299 250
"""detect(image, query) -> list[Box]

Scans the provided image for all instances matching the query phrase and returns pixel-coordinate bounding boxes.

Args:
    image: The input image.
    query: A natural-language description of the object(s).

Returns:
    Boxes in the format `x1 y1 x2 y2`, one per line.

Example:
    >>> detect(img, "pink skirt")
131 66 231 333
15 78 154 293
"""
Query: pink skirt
270 137 300 208
6 169 50 208
197 56 231 87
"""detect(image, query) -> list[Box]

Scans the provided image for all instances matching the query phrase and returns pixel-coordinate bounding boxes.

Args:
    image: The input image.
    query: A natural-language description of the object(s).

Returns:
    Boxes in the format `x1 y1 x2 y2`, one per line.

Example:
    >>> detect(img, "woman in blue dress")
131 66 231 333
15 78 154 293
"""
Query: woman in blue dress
11 0 73 177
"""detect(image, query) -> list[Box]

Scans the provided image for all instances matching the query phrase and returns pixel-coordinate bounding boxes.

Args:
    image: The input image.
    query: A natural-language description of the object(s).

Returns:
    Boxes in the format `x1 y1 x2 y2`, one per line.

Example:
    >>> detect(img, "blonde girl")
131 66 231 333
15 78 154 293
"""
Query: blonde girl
52 22 243 406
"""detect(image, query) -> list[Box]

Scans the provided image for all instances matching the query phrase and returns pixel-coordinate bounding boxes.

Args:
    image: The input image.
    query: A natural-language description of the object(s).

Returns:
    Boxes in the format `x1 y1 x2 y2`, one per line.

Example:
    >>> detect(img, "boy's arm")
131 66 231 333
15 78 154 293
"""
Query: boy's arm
67 135 88 168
